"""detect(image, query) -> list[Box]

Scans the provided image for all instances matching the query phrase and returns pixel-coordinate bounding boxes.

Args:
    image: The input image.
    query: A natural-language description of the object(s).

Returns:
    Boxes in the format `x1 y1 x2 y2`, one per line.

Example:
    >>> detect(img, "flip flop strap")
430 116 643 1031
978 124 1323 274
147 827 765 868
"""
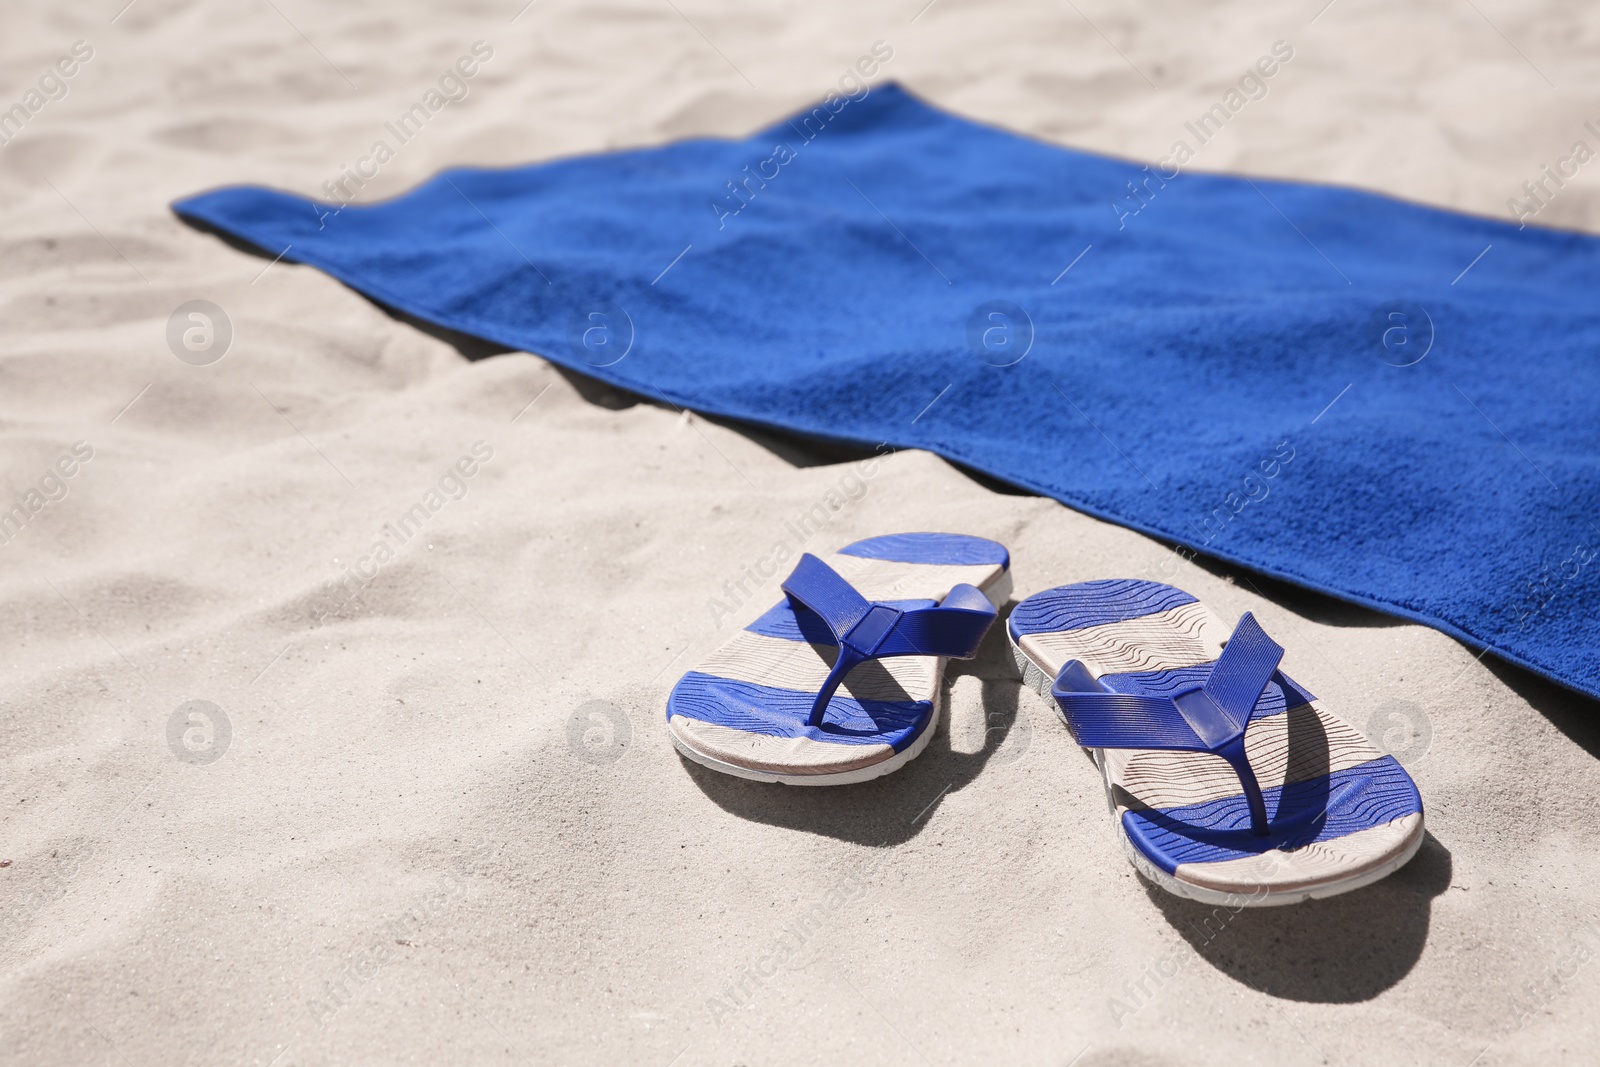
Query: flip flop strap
1049 612 1298 836
781 552 997 729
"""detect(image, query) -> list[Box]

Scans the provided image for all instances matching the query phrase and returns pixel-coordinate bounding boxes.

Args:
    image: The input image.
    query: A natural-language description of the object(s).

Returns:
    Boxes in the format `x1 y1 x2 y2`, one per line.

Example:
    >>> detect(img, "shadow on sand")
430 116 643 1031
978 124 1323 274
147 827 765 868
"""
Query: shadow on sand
1142 829 1452 1002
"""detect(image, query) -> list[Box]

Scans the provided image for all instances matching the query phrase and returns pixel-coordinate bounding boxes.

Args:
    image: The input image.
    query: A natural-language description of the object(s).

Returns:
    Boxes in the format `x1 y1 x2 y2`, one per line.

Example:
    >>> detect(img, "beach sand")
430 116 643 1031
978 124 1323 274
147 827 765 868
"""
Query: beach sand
3 0 1600 1063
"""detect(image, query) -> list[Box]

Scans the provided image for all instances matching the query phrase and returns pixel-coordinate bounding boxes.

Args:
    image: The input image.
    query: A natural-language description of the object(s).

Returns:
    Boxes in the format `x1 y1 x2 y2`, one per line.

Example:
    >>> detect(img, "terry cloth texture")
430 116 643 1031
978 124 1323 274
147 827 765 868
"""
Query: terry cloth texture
172 83 1600 701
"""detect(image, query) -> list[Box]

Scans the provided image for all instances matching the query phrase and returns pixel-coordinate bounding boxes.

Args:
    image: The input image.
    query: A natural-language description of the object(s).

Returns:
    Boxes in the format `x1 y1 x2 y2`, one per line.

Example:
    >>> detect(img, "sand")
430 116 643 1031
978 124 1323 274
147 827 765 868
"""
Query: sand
3 0 1600 1063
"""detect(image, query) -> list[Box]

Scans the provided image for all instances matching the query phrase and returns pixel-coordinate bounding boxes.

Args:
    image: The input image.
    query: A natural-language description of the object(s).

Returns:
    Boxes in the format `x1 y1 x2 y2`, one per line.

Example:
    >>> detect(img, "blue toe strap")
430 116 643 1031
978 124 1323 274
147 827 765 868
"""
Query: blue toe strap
781 553 998 729
1049 612 1308 836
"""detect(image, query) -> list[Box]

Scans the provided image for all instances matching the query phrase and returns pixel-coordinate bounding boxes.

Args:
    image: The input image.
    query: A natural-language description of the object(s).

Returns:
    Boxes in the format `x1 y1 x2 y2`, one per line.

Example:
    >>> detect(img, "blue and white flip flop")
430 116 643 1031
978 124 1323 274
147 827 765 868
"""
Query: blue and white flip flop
668 533 1011 785
1008 579 1424 905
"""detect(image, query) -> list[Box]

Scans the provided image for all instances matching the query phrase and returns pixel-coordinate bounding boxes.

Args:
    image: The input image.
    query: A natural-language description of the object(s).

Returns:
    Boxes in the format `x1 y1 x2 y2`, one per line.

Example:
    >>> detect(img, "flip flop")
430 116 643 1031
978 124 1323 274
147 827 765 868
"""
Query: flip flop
1008 579 1424 905
668 533 1010 785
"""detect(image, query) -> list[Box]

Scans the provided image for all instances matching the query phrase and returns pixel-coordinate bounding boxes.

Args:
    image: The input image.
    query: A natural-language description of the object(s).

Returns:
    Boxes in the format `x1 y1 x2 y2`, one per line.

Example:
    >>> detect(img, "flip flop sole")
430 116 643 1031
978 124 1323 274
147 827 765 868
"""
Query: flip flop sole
667 683 949 786
1008 579 1424 906
668 534 1011 786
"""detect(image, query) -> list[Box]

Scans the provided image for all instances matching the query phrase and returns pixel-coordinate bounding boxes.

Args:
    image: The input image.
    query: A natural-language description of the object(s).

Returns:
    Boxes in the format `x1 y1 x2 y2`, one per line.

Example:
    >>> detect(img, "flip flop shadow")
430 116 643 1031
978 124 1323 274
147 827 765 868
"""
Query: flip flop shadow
1141 828 1451 1002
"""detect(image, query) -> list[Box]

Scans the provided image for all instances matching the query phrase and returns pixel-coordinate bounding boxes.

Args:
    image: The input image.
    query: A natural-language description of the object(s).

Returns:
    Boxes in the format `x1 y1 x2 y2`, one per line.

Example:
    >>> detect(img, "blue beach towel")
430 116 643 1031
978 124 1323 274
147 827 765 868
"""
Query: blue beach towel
172 83 1600 702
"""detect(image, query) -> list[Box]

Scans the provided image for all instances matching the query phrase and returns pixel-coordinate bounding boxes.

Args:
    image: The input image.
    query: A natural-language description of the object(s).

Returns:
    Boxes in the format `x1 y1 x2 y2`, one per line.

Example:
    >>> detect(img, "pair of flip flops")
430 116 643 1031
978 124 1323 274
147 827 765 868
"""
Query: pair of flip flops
667 533 1424 905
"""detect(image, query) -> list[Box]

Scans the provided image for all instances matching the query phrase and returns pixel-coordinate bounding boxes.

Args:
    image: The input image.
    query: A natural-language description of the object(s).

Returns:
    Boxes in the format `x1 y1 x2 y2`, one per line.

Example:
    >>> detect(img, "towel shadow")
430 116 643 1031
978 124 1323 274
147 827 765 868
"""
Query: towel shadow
177 214 525 363
1142 828 1451 1002
1483 657 1600 763
177 213 279 261
716 423 880 469
1185 554 1405 629
360 287 897 461
680 604 1024 846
